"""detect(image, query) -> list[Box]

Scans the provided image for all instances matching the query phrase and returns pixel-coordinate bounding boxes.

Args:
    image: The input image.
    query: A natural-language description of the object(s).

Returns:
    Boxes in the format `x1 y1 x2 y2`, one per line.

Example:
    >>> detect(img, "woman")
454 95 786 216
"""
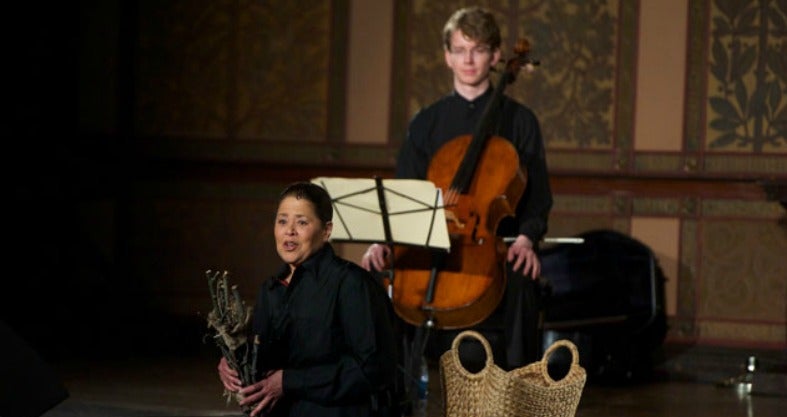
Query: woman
218 182 400 417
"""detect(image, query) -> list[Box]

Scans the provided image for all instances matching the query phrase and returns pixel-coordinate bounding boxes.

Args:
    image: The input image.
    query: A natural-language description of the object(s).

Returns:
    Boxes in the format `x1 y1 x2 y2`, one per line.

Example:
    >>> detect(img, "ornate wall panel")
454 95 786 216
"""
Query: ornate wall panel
684 0 787 176
397 0 787 177
674 219 699 339
134 0 343 145
396 0 633 171
676 199 786 347
698 220 784 320
546 194 626 240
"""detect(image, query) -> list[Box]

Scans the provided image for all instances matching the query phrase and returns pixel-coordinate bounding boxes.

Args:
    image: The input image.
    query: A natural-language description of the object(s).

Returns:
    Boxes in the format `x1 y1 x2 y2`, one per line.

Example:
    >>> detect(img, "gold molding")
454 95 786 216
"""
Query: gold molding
697 321 786 345
703 155 787 175
552 195 613 214
547 152 617 172
679 220 698 319
701 199 785 219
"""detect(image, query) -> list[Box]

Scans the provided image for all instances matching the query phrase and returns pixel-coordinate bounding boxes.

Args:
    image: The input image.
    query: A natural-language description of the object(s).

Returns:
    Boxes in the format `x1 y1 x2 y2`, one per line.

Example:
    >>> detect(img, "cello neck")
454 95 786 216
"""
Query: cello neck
450 74 511 193
449 39 537 194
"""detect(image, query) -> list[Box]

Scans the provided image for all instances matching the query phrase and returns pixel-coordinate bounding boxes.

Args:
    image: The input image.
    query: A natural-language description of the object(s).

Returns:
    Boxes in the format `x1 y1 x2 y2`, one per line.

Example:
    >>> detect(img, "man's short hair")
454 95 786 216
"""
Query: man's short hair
442 6 502 51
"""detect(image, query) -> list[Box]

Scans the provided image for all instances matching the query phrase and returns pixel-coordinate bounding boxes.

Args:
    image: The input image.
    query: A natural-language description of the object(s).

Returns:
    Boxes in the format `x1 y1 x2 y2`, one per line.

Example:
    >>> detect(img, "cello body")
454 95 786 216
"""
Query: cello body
391 134 527 329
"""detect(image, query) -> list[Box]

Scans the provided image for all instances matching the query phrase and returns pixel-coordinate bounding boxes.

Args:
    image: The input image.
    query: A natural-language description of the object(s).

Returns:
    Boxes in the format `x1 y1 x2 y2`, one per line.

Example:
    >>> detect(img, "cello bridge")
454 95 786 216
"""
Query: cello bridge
445 211 465 228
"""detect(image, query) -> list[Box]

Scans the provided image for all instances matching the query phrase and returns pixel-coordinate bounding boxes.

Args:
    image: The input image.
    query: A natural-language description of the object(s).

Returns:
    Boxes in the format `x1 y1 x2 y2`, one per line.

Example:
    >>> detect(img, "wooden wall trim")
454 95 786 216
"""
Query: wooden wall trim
550 175 768 200
66 137 778 204
132 161 770 202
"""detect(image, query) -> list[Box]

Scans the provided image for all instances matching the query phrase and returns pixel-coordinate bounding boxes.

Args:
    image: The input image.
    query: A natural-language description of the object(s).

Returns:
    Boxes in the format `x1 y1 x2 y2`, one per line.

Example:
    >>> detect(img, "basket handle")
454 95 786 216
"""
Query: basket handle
450 330 495 375
539 339 580 384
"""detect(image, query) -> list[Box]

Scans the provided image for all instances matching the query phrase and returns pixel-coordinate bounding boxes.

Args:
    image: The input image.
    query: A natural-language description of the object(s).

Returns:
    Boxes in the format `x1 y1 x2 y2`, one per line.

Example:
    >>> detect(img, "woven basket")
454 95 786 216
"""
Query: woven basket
509 338 587 417
439 330 586 417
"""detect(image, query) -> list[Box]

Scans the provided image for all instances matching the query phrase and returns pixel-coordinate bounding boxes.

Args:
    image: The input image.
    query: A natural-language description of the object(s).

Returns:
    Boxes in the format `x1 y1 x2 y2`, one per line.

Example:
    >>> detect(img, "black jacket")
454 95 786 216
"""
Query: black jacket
395 87 553 245
252 244 399 417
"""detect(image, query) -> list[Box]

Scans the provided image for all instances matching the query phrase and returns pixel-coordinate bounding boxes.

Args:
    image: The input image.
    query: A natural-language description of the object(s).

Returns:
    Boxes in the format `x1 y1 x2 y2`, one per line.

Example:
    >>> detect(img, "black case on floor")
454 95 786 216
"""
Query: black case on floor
539 229 668 383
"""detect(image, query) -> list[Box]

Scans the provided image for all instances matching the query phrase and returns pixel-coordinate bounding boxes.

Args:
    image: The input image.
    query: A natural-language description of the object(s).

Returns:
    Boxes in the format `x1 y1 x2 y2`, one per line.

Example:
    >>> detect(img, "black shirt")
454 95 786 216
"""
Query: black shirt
252 244 398 417
395 87 553 244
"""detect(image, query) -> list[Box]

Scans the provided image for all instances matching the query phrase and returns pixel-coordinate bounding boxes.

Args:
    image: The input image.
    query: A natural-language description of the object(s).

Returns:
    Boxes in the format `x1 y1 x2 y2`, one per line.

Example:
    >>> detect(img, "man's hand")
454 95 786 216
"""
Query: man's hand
506 234 540 279
360 243 391 272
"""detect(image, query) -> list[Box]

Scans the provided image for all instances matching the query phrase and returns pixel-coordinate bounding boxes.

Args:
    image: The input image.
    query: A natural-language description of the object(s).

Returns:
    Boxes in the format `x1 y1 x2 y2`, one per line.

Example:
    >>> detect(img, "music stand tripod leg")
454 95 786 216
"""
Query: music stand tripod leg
402 246 445 413
402 316 432 415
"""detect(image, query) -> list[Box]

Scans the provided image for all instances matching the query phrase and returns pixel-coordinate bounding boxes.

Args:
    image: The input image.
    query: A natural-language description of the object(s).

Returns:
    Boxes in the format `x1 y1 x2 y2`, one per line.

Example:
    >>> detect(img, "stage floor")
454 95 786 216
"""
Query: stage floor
37 349 785 417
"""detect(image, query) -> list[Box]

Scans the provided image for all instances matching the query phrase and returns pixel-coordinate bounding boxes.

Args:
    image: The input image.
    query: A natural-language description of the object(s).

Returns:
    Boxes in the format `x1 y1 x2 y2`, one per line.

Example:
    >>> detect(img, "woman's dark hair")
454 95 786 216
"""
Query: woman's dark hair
277 182 333 225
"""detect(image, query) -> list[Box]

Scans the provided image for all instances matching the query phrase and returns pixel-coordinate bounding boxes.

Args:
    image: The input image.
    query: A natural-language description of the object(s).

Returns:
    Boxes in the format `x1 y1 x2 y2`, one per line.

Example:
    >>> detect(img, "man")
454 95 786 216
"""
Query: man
361 6 552 370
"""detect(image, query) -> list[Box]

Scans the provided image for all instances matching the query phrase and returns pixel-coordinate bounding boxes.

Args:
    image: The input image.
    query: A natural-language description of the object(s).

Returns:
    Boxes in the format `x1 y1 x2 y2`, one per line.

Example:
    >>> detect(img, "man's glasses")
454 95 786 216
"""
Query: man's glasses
448 45 492 58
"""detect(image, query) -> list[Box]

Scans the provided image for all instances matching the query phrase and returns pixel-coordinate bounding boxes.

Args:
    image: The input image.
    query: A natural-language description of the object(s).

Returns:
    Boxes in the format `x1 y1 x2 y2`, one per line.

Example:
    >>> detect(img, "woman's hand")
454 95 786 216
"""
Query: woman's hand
217 357 242 392
239 370 284 417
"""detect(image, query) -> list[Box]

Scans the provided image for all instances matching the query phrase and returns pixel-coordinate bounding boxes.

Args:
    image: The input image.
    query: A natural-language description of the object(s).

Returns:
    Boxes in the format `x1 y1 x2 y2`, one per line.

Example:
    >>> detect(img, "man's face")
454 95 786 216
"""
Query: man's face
444 30 500 89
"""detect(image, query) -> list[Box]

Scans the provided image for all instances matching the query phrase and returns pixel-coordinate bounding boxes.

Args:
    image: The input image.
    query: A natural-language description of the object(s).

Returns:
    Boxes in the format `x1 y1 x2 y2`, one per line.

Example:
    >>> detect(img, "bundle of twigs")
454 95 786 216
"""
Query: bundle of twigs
205 270 257 413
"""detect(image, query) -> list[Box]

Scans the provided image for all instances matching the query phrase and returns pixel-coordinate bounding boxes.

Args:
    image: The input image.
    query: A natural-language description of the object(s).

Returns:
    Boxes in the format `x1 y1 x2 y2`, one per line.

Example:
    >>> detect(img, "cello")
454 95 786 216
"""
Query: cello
391 39 539 330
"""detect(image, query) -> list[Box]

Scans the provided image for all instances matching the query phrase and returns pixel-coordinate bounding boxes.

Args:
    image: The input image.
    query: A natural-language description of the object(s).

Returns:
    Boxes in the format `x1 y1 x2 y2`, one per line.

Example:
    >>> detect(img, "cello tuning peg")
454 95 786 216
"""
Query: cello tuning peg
514 38 531 54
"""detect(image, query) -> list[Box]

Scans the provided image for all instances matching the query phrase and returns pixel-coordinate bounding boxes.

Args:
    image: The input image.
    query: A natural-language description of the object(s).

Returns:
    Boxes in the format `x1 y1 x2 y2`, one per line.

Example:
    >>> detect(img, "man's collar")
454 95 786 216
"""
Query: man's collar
452 84 494 104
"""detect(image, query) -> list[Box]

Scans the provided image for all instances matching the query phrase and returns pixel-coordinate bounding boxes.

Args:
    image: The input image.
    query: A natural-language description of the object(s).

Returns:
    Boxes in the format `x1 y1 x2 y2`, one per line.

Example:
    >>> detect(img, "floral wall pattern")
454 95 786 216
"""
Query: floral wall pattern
135 0 333 142
707 0 787 153
402 0 623 150
401 0 787 175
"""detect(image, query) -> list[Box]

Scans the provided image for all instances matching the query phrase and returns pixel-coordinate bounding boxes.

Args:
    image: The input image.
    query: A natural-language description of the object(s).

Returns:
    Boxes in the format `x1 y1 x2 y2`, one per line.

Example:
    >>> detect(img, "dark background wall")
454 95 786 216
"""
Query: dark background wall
3 0 785 364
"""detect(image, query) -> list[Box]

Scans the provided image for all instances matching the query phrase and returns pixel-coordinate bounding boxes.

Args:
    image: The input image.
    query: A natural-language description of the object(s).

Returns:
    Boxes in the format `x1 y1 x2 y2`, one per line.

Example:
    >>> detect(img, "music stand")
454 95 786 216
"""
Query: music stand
311 176 450 251
312 175 450 413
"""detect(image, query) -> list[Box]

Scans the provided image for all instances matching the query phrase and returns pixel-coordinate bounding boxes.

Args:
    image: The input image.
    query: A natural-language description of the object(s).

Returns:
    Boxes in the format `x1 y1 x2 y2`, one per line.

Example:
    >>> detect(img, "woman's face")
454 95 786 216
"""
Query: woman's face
274 195 332 268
